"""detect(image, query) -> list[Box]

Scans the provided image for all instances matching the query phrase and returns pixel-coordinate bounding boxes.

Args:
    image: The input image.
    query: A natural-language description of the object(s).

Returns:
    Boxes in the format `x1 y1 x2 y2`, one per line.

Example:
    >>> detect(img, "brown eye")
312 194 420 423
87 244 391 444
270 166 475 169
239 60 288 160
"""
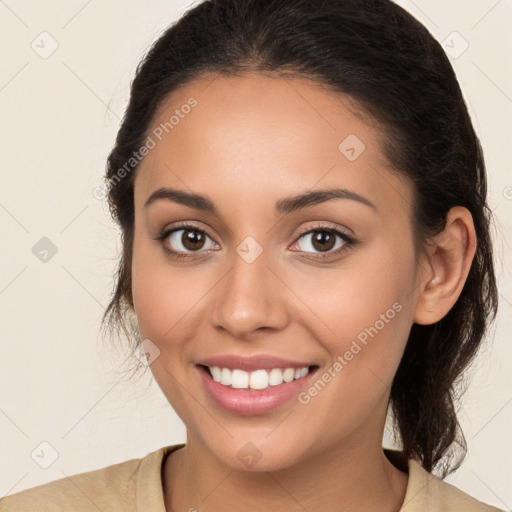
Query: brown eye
181 229 206 251
162 227 218 254
310 231 336 252
294 227 353 256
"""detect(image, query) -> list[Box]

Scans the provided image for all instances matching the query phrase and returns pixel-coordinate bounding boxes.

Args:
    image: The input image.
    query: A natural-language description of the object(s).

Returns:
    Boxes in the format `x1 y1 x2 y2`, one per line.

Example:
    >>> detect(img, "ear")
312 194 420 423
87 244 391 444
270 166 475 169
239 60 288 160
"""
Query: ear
413 206 477 325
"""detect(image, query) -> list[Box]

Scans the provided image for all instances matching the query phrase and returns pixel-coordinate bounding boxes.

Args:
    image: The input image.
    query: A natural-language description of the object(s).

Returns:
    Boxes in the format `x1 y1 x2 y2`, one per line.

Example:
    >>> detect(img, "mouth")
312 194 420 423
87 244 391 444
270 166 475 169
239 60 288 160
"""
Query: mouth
198 364 319 391
196 363 320 415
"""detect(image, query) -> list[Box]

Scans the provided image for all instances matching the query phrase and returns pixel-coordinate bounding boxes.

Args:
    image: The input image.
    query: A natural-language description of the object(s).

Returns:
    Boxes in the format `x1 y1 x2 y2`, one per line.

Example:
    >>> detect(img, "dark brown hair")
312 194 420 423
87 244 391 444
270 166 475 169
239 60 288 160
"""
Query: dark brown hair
100 0 498 478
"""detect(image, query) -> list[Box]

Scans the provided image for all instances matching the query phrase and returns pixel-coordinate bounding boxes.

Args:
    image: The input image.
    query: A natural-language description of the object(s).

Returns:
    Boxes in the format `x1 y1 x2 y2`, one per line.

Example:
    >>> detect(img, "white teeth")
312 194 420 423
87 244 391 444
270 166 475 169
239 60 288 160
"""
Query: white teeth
231 369 249 389
210 366 222 382
268 368 283 386
220 367 232 386
283 368 295 382
249 369 268 390
207 366 311 390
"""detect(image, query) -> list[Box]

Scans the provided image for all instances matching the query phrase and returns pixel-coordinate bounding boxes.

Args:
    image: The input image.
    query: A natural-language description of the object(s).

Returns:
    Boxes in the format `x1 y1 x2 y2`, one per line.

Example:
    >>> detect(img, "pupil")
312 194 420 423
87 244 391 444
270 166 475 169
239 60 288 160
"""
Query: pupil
183 230 204 250
312 231 334 252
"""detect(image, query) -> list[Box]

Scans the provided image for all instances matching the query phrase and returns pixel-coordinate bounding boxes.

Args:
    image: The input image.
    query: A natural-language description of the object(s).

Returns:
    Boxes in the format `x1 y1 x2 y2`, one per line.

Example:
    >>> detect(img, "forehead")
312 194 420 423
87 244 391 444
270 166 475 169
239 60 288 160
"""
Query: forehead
133 72 412 217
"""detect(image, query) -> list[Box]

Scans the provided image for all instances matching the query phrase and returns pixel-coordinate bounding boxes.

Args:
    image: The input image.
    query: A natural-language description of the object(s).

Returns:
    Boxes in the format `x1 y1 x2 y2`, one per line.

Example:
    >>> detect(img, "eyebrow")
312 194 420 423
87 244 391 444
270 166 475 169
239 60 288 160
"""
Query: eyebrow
144 187 377 214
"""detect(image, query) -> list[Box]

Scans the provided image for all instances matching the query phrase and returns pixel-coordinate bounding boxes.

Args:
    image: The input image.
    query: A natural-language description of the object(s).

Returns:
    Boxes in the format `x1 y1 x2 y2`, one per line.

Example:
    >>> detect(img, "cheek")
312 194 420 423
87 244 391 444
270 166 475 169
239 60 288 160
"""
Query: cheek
131 233 198 342
292 237 416 392
294 241 413 337
289 272 414 449
131 232 222 370
130 236 205 415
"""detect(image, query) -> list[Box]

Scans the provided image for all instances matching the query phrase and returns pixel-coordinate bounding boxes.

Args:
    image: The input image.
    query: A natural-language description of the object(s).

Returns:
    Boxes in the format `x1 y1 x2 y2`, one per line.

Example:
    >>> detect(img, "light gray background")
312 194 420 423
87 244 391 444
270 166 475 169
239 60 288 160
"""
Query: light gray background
1 0 511 508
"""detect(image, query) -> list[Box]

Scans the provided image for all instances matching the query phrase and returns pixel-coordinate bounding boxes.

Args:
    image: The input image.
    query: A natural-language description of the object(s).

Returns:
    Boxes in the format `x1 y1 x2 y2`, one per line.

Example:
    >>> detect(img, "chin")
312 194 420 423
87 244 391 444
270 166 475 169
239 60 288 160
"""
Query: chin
201 433 310 472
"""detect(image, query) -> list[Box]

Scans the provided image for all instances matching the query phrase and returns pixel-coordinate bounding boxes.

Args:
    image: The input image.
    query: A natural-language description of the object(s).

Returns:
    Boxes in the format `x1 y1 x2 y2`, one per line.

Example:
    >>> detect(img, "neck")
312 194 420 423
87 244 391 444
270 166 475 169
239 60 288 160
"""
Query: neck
163 430 408 512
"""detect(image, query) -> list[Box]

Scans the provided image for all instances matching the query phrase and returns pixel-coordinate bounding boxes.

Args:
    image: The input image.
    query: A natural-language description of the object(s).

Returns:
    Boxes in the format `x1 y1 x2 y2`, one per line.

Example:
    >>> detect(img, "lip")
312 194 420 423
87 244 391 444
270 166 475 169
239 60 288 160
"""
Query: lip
196 364 319 416
196 354 316 372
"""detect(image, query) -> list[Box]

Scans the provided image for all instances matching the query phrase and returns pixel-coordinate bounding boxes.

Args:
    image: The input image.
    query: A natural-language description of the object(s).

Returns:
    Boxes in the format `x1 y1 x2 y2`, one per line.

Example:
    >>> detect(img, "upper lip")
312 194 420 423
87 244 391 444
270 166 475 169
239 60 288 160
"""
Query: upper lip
196 354 316 372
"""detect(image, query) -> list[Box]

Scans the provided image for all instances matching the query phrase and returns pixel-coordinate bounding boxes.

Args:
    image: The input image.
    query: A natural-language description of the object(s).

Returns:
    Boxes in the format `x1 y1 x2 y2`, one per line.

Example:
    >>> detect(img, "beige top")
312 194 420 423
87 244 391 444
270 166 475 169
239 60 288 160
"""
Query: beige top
0 443 504 511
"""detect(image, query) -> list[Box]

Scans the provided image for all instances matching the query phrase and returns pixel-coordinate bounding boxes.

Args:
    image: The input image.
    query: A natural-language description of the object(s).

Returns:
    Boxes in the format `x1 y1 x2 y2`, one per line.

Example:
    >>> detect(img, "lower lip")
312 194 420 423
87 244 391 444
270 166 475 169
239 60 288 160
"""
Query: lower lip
197 365 318 415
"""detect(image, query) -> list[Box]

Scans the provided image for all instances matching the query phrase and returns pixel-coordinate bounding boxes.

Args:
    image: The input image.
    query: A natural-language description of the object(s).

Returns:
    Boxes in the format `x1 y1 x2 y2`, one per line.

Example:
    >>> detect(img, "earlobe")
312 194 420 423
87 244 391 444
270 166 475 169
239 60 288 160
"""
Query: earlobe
413 206 477 325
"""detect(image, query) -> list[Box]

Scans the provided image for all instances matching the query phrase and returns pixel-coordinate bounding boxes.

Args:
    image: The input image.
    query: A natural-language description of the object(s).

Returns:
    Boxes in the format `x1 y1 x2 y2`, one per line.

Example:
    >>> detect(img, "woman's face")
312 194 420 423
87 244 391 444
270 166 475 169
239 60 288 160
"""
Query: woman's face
131 73 425 471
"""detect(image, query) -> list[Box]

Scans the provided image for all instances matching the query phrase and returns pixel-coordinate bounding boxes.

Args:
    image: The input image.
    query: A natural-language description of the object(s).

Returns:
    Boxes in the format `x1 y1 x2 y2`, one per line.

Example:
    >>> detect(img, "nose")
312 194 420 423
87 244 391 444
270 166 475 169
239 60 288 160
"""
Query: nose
209 244 289 340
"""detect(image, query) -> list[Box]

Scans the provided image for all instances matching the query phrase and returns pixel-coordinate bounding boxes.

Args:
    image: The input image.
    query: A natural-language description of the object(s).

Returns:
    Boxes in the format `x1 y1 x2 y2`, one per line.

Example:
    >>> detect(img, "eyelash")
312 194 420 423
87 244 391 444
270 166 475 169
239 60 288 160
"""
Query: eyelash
153 221 357 261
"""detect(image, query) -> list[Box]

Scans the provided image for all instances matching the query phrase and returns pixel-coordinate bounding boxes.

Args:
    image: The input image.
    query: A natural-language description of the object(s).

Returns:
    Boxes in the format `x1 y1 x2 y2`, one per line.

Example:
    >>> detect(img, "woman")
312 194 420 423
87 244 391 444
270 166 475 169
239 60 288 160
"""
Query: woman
2 0 504 510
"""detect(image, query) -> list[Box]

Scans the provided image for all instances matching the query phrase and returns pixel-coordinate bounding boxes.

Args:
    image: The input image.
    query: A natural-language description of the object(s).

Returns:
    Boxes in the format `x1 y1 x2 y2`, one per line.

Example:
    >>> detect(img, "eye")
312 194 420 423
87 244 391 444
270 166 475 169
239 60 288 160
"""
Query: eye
291 223 356 259
155 223 218 259
154 221 356 261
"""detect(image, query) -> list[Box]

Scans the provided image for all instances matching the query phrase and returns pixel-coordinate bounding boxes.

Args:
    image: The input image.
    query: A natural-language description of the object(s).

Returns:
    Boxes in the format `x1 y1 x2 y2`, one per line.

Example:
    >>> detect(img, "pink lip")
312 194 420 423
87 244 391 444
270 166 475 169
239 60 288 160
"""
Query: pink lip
196 365 319 416
196 354 316 372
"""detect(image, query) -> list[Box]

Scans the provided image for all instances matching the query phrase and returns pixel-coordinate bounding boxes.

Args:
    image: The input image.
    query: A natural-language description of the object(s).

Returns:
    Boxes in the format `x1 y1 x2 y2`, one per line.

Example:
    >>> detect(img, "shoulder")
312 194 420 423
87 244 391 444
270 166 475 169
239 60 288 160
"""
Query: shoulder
0 445 180 512
0 456 143 512
402 458 505 512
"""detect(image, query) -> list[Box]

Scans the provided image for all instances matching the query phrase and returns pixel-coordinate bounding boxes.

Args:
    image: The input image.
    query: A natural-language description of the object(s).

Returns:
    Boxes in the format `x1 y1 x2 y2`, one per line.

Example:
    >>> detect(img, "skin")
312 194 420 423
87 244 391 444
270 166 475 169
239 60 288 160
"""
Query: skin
130 72 476 512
